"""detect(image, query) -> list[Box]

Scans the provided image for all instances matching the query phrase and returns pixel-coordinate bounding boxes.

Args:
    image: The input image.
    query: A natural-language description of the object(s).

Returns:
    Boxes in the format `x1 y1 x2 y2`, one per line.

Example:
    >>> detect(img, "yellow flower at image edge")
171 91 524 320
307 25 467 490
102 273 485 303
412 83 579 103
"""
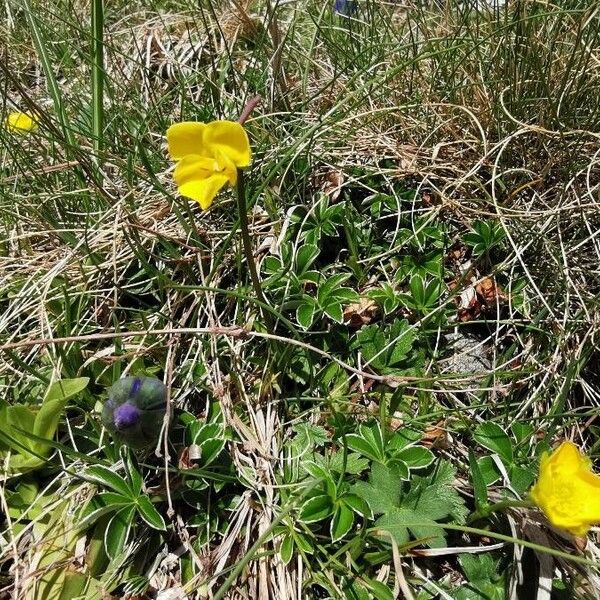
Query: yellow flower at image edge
166 120 251 210
530 441 600 536
5 111 38 133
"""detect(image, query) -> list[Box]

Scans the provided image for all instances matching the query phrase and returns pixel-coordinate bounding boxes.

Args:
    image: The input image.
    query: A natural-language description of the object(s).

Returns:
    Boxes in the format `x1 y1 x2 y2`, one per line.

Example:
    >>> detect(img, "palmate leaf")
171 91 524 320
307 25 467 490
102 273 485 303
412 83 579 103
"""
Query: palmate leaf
352 460 466 548
352 462 403 515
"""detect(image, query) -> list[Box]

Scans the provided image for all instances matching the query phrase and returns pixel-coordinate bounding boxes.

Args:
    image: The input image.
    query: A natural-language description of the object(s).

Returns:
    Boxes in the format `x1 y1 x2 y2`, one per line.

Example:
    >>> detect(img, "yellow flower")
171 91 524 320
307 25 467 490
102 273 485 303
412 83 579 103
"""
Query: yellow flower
5 111 38 133
530 441 600 536
166 120 251 210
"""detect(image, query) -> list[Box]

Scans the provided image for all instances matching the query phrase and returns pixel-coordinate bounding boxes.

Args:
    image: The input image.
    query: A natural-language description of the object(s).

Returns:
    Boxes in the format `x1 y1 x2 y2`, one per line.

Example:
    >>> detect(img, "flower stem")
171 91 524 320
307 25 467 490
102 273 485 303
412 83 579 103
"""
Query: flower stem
467 498 533 524
235 169 272 330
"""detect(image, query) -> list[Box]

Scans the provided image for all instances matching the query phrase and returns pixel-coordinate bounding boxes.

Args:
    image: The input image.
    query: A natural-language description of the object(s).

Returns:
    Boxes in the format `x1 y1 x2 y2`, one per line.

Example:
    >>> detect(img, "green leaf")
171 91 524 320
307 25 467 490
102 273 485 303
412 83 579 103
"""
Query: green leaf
136 495 166 530
396 446 434 469
295 532 314 554
352 462 402 515
366 579 394 600
403 461 468 525
469 449 488 511
78 492 131 529
474 423 513 464
355 460 466 548
31 378 88 455
5 405 37 453
346 422 385 461
291 423 328 451
85 466 133 498
280 534 294 565
331 503 354 542
343 493 371 518
346 434 382 462
511 422 534 445
376 508 442 547
317 273 351 305
330 288 360 303
44 377 89 403
386 319 416 365
323 302 344 323
299 495 334 523
508 464 535 496
104 505 135 559
314 452 369 476
296 300 316 329
457 553 505 600
295 244 319 273
354 320 415 373
386 428 422 452
122 448 143 496
477 456 501 486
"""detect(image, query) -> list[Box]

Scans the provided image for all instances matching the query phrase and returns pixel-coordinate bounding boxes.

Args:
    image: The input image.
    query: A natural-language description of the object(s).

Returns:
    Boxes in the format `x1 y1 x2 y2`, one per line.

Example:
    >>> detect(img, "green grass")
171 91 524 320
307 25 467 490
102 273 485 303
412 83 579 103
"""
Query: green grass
1 0 600 598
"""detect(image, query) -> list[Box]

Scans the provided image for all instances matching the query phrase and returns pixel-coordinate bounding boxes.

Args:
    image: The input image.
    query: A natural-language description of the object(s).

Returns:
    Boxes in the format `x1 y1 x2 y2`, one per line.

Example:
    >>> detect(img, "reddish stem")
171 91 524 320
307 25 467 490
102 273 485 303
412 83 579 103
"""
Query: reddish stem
238 95 262 125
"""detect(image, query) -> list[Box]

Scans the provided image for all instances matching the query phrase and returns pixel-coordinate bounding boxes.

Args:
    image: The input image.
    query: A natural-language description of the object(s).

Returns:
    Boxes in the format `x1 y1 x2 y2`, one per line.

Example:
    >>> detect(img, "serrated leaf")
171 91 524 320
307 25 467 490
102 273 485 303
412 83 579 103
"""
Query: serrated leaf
136 495 166 530
511 422 534 444
404 461 468 524
299 495 334 523
314 452 369 475
331 503 354 542
387 320 416 365
376 508 445 547
474 423 513 464
86 466 133 498
352 462 402 514
356 459 466 548
290 423 328 452
508 464 535 496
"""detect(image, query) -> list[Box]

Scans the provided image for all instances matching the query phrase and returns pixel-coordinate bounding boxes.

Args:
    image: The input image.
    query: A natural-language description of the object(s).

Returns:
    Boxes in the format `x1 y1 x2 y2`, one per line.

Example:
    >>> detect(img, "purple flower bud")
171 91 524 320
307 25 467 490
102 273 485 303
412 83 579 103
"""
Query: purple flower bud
334 0 357 17
113 402 140 430
130 377 142 396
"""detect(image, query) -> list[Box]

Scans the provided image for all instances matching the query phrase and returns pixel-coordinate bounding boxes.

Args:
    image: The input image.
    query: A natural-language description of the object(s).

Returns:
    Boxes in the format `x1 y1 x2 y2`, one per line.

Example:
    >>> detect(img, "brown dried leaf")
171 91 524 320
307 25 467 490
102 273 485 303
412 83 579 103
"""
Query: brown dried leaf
343 297 378 328
476 277 506 304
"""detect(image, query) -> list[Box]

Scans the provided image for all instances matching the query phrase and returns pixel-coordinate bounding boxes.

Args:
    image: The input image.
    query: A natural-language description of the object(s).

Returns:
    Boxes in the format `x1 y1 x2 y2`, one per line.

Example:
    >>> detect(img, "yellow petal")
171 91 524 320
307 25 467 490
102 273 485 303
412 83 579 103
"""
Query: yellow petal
179 174 230 210
213 148 238 186
173 154 217 185
204 120 251 167
530 442 600 536
167 122 206 160
5 111 38 133
545 441 589 474
173 154 229 209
